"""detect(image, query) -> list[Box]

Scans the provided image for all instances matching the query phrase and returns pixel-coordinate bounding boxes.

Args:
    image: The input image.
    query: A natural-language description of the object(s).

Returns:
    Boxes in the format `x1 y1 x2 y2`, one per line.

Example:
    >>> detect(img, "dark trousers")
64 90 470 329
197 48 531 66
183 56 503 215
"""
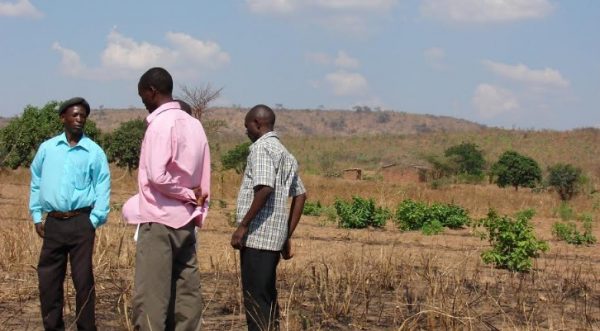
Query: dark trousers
240 247 281 331
38 214 96 331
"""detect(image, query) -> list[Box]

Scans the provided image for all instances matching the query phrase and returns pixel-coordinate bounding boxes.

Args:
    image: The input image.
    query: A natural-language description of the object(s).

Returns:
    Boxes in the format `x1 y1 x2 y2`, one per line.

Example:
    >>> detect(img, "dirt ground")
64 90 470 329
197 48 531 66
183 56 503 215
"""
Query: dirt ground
1 172 599 330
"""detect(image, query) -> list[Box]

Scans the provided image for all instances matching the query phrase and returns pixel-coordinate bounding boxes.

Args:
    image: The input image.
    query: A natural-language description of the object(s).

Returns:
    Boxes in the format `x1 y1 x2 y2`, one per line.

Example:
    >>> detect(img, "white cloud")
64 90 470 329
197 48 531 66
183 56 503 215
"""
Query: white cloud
53 29 230 80
483 60 569 87
421 0 554 23
101 30 176 70
424 47 446 69
325 70 368 96
0 0 42 18
166 32 230 69
312 0 396 11
472 83 519 118
246 0 296 14
334 51 359 69
52 43 87 77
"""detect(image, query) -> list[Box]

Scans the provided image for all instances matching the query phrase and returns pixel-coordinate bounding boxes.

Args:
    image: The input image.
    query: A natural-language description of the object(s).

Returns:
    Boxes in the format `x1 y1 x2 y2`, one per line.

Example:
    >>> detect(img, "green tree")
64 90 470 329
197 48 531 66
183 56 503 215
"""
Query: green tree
547 163 582 201
491 150 542 191
103 119 146 172
0 101 100 169
444 142 485 176
221 142 251 174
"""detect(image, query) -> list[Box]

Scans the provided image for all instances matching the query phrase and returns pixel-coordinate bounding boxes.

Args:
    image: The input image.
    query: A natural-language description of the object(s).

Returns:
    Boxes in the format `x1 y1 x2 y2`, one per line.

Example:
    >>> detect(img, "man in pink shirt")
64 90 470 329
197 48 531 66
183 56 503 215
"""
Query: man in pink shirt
124 67 210 331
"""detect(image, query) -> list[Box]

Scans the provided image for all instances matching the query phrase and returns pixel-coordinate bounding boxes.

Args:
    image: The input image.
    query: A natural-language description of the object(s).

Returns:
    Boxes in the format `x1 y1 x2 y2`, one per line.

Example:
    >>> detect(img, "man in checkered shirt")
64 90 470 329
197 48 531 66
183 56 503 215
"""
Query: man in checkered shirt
231 104 307 331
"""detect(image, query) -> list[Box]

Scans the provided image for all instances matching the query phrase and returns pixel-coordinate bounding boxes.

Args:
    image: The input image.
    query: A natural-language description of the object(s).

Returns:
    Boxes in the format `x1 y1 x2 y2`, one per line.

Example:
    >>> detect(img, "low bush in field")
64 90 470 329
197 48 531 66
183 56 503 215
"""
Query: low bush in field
334 196 390 229
393 199 470 235
552 216 597 245
474 209 548 272
303 200 324 216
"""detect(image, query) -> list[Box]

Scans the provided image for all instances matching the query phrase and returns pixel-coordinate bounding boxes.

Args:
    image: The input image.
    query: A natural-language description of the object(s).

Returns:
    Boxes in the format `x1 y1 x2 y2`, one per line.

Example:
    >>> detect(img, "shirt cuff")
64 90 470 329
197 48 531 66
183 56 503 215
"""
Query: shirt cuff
90 214 100 229
32 211 42 223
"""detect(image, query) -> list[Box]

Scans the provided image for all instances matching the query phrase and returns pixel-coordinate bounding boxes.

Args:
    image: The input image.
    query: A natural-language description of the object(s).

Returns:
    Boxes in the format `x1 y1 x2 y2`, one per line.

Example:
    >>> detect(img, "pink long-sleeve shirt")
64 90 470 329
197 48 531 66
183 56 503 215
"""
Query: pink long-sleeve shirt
122 101 210 229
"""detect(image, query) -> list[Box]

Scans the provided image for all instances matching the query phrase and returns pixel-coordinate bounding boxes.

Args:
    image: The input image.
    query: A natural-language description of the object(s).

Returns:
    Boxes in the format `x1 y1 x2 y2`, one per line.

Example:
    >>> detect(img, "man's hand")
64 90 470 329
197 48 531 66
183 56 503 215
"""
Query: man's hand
35 222 45 238
231 224 248 250
192 187 208 206
281 239 294 260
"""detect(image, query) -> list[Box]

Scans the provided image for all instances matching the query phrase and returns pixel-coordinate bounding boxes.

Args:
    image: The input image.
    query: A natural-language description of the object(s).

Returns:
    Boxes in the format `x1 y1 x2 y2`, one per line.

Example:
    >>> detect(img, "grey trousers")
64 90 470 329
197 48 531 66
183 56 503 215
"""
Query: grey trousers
132 221 202 331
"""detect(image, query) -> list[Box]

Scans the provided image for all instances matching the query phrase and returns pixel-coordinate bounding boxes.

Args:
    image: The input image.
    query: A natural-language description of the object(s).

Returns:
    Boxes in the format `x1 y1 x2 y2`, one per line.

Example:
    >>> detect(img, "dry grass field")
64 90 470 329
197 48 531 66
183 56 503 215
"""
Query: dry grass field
1 127 600 330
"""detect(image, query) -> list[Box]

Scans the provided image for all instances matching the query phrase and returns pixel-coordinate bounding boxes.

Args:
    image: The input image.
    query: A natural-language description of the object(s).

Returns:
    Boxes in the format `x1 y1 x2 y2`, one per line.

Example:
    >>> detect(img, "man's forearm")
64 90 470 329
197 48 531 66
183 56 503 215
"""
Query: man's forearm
287 193 306 238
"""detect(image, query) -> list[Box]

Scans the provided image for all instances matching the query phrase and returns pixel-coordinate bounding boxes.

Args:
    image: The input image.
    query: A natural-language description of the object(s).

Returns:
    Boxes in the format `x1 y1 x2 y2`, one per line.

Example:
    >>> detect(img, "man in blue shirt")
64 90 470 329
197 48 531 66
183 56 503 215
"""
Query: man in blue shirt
29 97 110 331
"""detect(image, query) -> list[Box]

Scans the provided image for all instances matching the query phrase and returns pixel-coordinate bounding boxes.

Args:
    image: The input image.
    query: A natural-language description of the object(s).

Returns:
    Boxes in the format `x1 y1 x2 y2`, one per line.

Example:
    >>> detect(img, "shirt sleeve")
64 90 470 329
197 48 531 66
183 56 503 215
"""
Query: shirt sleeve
144 125 196 202
89 148 111 228
289 173 306 197
29 144 45 223
250 144 276 189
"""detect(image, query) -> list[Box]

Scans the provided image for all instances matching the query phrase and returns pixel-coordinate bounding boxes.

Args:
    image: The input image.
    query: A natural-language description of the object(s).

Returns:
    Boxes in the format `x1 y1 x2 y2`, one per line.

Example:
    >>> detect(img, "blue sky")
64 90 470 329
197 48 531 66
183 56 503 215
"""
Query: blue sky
1 0 598 130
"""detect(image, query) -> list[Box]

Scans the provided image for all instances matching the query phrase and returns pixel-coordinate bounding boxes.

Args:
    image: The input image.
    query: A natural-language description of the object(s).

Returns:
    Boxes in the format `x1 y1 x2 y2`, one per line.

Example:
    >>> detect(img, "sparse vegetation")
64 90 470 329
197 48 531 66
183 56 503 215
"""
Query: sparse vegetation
1 109 599 329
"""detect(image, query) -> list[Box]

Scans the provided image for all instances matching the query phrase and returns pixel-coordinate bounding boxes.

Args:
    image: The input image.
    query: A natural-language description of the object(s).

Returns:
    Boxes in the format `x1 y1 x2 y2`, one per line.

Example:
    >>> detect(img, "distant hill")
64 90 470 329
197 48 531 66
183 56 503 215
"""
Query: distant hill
86 107 486 136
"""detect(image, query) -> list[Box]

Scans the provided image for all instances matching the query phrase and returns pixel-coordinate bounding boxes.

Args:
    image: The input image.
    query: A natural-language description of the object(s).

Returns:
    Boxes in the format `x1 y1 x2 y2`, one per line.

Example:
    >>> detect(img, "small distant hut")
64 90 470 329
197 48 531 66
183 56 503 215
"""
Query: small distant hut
381 163 430 183
342 168 362 180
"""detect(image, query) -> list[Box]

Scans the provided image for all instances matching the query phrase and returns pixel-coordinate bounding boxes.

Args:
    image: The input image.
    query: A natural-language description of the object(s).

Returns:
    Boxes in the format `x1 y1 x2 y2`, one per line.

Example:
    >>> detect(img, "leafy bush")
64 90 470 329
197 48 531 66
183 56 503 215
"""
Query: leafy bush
334 196 390 229
393 199 470 235
475 209 548 272
491 151 542 191
552 218 596 245
221 142 251 174
303 200 324 216
547 163 583 201
103 119 146 172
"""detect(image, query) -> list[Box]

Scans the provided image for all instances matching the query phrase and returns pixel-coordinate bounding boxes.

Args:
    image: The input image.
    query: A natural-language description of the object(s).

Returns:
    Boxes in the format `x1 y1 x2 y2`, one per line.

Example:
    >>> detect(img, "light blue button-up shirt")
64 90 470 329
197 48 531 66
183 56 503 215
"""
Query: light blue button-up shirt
29 132 111 228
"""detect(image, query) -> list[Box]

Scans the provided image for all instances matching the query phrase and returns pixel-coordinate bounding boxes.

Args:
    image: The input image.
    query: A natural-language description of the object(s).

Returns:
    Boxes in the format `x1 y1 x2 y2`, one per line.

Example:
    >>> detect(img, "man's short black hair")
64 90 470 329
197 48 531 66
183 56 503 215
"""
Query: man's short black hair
138 67 173 95
59 97 90 115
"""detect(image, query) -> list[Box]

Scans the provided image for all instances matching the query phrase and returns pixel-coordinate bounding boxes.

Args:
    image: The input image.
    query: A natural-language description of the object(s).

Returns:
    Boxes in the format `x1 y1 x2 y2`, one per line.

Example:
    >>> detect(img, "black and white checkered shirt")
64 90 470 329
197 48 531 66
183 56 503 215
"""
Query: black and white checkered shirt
236 132 306 251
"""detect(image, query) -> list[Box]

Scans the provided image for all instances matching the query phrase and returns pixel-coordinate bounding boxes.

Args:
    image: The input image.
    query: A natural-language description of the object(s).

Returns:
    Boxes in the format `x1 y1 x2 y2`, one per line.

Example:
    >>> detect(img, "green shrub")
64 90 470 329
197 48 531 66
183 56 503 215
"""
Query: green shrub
303 200 324 216
221 142 251 174
552 219 596 245
394 199 470 234
547 163 583 201
475 209 548 272
444 142 486 176
334 196 390 229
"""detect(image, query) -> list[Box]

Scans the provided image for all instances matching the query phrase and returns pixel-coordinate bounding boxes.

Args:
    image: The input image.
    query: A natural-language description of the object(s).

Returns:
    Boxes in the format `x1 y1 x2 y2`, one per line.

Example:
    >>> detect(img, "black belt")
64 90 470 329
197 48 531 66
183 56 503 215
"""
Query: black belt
47 207 92 220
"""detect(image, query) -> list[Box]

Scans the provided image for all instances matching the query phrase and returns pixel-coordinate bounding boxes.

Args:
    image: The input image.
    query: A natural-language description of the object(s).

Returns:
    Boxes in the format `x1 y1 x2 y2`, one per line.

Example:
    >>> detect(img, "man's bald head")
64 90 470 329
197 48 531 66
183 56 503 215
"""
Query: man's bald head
247 104 275 129
244 104 276 142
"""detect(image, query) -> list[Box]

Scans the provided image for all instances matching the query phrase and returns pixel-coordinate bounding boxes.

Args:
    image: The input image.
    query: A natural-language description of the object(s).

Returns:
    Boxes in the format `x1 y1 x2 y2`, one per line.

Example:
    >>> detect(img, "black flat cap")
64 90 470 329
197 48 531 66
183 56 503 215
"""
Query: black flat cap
58 97 90 115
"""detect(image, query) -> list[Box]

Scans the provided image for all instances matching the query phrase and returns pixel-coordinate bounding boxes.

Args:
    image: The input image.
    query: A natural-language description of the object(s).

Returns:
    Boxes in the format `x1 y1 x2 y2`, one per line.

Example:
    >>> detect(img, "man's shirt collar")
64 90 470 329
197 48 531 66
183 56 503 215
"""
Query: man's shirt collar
146 101 181 124
254 131 278 145
56 132 91 151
